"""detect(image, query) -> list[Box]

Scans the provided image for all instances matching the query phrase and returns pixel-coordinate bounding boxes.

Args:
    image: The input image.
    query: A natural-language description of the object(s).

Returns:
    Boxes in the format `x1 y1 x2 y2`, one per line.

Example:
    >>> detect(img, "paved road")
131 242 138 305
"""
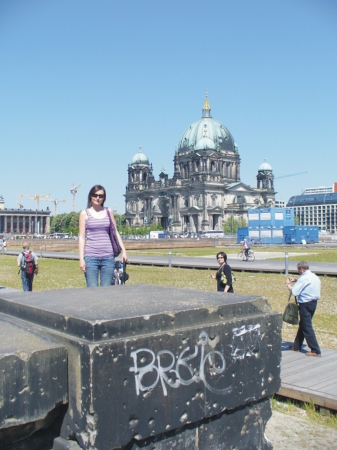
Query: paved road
4 250 337 276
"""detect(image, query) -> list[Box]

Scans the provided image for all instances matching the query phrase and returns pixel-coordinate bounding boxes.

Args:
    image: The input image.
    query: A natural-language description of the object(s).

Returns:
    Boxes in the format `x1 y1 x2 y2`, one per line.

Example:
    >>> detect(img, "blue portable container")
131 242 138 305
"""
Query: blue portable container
284 226 319 244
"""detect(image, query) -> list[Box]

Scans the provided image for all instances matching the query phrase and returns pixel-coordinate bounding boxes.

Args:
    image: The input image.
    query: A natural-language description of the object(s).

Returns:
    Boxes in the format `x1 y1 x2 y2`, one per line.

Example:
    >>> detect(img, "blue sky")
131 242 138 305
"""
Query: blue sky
1 0 336 215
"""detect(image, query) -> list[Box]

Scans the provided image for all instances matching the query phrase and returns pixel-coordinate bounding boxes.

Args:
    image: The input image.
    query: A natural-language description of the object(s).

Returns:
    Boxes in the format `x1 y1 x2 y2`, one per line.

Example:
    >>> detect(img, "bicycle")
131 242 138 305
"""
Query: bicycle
237 249 255 262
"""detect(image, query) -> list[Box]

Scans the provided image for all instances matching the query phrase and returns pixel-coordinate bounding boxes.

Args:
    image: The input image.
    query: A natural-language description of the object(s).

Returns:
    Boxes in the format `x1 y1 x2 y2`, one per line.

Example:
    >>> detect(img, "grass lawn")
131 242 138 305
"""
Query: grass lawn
126 245 337 262
1 254 336 350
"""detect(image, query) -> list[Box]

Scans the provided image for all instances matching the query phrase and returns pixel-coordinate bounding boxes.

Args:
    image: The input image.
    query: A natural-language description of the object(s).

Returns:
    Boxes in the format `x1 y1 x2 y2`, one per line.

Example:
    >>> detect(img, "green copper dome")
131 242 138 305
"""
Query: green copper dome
131 149 149 166
178 95 236 152
258 160 273 172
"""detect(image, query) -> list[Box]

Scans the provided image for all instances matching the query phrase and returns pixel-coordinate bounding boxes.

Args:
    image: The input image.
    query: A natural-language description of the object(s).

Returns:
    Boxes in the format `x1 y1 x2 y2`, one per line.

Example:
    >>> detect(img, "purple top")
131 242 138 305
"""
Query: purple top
84 209 113 258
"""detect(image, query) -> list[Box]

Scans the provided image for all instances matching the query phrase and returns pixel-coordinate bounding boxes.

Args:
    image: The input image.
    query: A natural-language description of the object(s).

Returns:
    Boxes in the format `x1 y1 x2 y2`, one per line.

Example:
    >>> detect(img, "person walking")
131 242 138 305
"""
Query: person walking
286 261 321 357
211 251 234 293
17 242 38 291
79 184 127 287
2 238 7 253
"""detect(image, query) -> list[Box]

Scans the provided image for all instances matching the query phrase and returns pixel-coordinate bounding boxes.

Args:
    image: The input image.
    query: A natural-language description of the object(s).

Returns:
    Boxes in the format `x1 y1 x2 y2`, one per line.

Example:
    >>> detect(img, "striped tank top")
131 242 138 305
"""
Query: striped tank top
84 209 113 258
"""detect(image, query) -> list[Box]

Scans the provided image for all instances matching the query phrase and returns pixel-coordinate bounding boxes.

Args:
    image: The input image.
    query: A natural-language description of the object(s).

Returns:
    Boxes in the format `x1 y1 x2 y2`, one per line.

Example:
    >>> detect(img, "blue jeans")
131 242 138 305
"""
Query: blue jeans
294 300 321 354
84 256 115 287
21 271 34 291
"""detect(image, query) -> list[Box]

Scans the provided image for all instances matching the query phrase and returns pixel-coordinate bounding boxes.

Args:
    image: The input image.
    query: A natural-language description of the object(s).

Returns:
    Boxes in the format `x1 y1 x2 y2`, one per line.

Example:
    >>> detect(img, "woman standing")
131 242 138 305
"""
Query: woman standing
79 185 127 287
211 251 234 293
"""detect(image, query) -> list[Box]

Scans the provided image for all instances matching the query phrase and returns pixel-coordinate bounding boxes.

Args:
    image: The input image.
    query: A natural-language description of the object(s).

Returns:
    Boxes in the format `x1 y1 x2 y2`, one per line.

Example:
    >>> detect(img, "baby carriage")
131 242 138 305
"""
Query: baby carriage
113 261 129 285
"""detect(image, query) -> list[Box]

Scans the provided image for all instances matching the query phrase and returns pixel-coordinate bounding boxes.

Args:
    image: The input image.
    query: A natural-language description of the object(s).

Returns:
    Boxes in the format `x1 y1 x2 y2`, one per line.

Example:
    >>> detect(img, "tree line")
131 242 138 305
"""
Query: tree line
50 213 246 236
50 213 163 237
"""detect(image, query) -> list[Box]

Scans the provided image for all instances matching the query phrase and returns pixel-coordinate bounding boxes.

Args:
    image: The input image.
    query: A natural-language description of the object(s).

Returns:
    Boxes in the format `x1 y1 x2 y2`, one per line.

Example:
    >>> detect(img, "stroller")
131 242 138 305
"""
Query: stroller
113 261 129 285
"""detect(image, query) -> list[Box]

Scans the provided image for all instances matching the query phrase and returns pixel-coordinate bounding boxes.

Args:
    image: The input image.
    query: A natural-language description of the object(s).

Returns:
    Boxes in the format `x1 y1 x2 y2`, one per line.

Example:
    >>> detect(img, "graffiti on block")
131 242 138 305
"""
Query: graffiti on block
129 326 261 397
231 324 261 360
130 330 230 397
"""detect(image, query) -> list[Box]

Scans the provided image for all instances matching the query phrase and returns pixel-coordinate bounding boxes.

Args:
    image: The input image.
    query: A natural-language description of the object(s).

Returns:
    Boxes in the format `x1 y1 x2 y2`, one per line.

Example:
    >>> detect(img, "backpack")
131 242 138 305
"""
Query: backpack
21 251 35 275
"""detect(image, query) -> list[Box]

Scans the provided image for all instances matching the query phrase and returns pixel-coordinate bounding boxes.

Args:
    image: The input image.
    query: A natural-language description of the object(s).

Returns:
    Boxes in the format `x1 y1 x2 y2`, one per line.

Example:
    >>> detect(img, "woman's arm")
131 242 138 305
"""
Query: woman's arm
109 208 128 262
78 210 87 272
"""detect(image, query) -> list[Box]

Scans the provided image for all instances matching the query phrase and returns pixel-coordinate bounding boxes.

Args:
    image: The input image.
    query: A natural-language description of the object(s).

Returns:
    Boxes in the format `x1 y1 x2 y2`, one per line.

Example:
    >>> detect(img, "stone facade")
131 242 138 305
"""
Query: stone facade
125 96 276 233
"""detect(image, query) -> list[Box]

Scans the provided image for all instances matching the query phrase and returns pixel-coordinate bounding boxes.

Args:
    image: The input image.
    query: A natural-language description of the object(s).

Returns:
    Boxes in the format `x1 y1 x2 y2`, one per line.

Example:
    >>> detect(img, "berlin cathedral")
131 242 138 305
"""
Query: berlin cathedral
125 95 275 233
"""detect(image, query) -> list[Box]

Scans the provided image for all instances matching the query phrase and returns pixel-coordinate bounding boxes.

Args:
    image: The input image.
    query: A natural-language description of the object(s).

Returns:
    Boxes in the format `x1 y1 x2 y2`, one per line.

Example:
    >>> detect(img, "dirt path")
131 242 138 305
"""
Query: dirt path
266 411 337 449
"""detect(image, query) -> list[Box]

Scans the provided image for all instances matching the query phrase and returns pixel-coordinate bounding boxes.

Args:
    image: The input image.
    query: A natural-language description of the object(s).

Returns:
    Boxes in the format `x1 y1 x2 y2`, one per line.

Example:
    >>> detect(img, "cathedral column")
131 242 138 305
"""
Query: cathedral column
149 197 153 223
174 195 179 222
144 197 148 222
135 198 140 226
45 216 50 234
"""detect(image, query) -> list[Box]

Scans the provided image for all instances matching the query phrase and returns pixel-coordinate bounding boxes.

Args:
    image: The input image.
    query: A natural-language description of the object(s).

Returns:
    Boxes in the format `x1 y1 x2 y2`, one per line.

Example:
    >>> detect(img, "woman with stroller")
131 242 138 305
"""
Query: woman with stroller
79 184 127 287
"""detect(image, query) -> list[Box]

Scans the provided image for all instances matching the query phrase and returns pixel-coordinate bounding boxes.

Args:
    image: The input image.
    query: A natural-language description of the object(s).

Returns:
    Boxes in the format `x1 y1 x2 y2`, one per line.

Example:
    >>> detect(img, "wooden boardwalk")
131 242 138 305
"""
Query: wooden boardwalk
278 342 337 411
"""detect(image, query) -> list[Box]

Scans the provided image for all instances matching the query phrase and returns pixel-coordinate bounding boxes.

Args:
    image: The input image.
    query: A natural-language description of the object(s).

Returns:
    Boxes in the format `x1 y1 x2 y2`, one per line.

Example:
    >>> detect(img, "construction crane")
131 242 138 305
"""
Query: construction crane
70 183 81 212
19 194 50 210
16 201 24 209
45 199 66 216
275 171 308 180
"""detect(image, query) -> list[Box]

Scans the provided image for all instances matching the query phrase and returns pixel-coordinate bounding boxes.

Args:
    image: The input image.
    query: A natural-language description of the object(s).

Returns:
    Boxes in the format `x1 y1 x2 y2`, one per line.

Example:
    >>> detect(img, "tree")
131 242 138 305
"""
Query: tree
120 221 163 236
50 212 80 236
223 217 247 235
294 214 300 225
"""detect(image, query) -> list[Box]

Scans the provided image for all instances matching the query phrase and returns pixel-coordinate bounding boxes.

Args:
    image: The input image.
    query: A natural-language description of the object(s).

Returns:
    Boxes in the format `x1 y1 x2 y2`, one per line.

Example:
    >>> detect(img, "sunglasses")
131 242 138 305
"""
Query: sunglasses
92 194 104 199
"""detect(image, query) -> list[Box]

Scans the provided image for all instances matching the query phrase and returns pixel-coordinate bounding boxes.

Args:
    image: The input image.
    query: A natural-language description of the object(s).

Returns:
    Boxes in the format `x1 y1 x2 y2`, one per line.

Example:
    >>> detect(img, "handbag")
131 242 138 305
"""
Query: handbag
106 208 122 258
220 267 236 285
220 271 227 284
283 292 299 325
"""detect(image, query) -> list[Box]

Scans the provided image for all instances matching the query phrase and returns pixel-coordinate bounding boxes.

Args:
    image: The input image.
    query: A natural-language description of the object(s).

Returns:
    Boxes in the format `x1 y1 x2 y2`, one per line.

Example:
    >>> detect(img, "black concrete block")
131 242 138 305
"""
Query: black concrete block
122 397 273 449
0 285 282 450
0 314 68 445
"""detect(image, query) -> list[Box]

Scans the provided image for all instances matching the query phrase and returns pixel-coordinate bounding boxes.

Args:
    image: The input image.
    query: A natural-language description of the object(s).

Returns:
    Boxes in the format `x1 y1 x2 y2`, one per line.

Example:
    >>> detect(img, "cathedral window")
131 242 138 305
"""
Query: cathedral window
211 195 216 207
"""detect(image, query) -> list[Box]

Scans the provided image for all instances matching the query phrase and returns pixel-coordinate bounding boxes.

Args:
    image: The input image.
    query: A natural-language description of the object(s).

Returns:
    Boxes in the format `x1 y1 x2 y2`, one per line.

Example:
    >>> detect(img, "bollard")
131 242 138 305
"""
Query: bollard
285 251 289 275
40 245 43 258
168 249 172 267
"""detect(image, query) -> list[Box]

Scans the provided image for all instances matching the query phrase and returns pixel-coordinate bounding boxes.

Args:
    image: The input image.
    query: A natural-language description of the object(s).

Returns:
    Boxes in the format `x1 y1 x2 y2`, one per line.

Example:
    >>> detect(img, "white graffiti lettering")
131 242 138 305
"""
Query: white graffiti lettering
231 324 261 360
129 331 231 396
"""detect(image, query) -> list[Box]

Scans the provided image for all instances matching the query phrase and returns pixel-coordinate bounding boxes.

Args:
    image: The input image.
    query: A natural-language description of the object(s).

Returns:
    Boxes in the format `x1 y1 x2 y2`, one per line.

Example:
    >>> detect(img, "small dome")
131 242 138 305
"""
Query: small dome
131 150 149 165
258 160 273 172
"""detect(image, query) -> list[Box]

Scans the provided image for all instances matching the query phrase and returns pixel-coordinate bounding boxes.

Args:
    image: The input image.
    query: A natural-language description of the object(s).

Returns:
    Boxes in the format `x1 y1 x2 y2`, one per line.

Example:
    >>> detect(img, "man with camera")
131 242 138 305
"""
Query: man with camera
286 261 321 357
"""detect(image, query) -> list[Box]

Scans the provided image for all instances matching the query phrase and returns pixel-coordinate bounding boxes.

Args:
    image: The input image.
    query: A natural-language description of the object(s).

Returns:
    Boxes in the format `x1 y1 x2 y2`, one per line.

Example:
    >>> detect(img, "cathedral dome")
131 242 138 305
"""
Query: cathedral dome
131 149 149 166
258 160 273 172
194 136 216 151
178 95 236 152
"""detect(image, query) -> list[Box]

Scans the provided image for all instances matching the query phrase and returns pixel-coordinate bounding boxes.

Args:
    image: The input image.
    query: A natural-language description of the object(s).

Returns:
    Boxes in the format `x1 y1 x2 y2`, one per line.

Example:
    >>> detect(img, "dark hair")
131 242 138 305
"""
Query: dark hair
216 251 227 262
87 185 106 208
297 260 309 271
